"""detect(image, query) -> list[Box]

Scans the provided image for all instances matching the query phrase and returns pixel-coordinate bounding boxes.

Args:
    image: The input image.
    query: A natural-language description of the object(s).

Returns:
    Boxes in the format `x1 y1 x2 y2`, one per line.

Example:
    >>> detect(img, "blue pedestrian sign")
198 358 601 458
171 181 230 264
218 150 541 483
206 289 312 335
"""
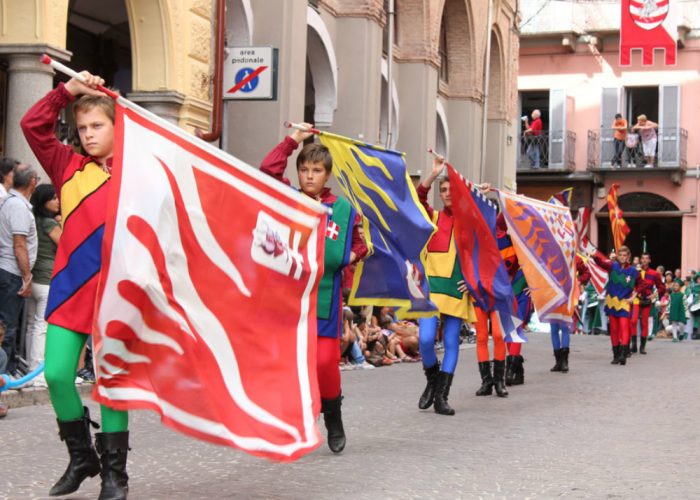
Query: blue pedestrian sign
224 47 278 100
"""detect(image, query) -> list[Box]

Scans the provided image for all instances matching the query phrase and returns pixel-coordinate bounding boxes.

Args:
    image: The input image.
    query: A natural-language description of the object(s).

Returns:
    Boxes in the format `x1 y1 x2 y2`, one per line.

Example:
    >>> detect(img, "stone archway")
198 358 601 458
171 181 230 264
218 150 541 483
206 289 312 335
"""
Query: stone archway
380 58 400 148
438 0 476 97
435 99 449 158
226 0 254 47
487 28 506 120
305 6 338 127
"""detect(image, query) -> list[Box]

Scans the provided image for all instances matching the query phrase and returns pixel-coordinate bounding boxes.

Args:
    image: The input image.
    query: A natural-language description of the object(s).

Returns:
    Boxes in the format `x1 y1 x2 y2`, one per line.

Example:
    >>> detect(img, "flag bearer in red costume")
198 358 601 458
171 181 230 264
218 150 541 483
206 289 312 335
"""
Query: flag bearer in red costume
590 245 641 365
21 72 128 499
260 123 367 453
415 156 476 416
629 252 665 355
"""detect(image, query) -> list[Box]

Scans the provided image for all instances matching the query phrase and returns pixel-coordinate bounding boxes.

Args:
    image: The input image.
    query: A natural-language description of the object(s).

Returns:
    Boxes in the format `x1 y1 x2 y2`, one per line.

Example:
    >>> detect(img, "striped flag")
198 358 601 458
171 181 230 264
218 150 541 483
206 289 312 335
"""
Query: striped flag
575 206 608 294
607 183 630 251
548 187 573 207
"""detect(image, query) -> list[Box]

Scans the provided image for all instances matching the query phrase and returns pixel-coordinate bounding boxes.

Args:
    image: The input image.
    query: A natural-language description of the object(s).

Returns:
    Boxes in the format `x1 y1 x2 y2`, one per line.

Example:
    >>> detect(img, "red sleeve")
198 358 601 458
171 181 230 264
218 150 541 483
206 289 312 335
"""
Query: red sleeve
591 253 612 272
415 184 434 219
576 256 590 285
531 119 542 134
20 83 77 189
351 213 368 261
655 272 667 297
259 136 299 186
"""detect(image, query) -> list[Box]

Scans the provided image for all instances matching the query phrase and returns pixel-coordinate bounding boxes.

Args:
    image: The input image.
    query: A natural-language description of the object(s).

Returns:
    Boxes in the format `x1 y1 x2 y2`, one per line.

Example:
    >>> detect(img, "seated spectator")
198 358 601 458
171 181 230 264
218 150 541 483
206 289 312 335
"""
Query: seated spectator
340 310 374 370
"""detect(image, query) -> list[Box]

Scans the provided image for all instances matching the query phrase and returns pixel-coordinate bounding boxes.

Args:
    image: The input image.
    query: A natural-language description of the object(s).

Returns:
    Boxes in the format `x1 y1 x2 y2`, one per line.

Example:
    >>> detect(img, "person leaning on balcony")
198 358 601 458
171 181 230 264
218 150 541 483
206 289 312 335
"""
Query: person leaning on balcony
632 114 658 168
611 113 628 168
523 109 543 168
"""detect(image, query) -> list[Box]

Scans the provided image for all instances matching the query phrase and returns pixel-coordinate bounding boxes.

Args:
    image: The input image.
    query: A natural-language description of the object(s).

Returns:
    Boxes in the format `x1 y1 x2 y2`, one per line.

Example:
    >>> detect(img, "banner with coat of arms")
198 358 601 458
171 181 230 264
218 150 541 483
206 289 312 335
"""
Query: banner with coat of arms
620 0 677 66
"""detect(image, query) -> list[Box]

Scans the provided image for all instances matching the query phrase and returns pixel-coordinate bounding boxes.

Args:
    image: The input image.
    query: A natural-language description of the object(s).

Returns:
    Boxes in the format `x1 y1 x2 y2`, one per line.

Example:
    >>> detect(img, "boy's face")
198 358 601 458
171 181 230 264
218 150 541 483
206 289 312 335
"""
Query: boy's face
439 181 451 208
617 249 630 264
297 161 331 199
76 107 114 164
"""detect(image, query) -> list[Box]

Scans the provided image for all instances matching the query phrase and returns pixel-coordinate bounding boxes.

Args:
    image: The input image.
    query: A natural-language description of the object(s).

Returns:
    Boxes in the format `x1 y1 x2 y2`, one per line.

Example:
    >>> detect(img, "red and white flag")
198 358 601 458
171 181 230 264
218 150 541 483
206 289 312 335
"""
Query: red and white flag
620 0 677 66
575 207 608 295
93 101 328 461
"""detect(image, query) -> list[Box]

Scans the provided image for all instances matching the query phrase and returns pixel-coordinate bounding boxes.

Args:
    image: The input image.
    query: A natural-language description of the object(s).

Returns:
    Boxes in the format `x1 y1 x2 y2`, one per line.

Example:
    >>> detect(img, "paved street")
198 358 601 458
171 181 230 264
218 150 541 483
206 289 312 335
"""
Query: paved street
2 333 699 499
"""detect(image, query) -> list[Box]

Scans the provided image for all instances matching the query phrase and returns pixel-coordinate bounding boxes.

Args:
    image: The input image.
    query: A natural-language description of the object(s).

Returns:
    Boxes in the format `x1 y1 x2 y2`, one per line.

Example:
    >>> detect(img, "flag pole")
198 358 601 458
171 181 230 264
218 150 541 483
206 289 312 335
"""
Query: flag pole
427 148 492 191
283 121 322 135
41 55 120 100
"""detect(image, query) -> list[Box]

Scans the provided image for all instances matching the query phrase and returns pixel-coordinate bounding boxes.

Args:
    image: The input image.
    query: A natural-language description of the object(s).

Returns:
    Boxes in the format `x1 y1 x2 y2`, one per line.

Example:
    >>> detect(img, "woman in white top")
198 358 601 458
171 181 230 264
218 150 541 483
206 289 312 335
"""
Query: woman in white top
632 114 659 168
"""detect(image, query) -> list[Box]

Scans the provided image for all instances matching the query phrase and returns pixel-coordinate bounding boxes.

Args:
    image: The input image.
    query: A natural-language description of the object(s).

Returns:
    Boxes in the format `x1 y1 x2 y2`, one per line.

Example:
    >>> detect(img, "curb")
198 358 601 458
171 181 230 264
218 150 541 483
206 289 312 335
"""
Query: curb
1 384 93 409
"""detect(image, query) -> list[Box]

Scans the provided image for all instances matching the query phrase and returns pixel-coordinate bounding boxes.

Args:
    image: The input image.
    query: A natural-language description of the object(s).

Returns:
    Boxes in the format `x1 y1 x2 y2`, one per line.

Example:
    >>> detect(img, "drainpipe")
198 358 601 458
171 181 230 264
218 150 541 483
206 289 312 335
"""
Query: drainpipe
479 0 494 184
385 0 395 149
196 0 226 143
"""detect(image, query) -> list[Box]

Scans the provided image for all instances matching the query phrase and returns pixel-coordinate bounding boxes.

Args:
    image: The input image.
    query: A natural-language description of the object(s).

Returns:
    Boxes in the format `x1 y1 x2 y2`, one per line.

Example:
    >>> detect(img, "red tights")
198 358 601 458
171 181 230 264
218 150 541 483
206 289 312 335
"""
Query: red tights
317 336 341 400
475 308 506 362
507 342 522 356
609 315 630 347
630 304 651 338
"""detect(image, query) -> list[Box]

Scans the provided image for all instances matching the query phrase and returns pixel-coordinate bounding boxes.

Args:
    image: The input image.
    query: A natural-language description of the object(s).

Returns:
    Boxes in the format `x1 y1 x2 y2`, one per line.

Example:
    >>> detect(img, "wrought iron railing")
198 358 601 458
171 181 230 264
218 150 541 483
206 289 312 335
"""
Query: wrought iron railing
517 130 576 171
587 128 688 169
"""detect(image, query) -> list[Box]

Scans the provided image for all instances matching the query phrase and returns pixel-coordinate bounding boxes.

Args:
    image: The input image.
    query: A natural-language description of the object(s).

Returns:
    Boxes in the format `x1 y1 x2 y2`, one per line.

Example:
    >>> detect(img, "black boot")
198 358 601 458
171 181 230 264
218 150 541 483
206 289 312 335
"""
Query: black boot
433 371 455 415
550 349 563 372
639 336 648 354
95 432 129 500
511 355 525 385
505 356 515 386
321 395 346 453
475 361 493 396
611 345 621 364
630 335 637 354
418 362 440 410
493 360 509 397
619 344 628 365
560 347 569 373
49 406 101 496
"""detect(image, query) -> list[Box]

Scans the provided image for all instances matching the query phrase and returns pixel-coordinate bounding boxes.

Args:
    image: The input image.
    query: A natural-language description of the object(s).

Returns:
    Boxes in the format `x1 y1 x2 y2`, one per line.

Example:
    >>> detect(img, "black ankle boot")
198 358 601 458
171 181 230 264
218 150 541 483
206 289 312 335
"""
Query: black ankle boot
505 356 515 386
619 344 628 365
96 431 129 500
493 360 509 397
611 345 621 364
418 362 440 410
475 361 493 396
511 355 525 385
550 349 563 372
433 371 455 415
630 336 637 354
639 336 648 354
321 395 346 453
560 347 569 373
49 406 101 497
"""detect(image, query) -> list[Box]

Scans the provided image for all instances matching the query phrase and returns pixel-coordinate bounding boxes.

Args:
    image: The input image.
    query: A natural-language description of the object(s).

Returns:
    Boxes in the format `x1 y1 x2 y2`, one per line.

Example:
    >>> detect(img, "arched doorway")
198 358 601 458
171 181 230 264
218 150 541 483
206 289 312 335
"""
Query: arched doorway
435 99 449 158
379 58 400 149
304 7 337 128
598 192 682 270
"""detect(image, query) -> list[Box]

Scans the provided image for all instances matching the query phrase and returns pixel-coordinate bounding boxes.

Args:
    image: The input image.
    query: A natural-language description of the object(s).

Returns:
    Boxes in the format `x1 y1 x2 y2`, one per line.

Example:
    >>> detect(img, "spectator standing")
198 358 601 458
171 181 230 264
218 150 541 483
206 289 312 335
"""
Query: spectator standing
523 110 543 168
611 113 628 168
632 114 658 168
0 157 18 200
25 184 61 386
0 321 7 418
668 281 687 342
0 163 39 375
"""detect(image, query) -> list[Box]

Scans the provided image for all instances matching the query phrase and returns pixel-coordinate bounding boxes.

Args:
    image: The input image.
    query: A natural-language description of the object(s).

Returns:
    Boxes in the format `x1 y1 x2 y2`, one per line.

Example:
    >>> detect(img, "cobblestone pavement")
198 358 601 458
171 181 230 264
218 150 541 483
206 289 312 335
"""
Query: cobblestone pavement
2 333 699 499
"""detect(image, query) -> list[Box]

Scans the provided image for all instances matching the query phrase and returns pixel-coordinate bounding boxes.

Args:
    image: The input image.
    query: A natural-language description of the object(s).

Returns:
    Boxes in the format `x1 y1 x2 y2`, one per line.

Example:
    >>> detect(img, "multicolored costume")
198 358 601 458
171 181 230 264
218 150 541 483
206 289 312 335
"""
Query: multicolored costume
260 136 367 451
592 255 641 364
415 183 475 415
630 265 665 353
497 213 532 386
21 83 129 499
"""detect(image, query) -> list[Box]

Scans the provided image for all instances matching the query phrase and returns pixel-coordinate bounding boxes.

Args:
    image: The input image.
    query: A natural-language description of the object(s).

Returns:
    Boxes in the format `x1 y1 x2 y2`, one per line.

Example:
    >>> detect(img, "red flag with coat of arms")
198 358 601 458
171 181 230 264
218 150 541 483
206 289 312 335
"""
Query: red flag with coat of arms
92 99 329 462
607 183 631 252
620 0 677 66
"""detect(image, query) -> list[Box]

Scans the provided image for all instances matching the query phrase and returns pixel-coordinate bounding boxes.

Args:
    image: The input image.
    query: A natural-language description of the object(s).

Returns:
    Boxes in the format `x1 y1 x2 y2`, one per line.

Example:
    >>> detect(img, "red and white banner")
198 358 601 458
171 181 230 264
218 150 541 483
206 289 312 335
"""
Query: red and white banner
93 101 328 461
620 0 677 66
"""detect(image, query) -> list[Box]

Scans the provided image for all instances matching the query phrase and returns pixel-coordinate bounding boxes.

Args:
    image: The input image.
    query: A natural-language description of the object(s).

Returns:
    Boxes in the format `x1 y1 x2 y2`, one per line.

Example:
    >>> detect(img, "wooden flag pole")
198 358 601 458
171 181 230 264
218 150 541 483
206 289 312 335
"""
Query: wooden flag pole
40 54 120 100
283 121 322 136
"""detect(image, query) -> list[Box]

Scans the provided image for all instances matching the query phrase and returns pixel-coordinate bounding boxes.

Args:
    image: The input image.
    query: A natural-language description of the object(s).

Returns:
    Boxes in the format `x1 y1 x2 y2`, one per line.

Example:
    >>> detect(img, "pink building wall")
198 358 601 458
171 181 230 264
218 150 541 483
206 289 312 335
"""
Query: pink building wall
519 39 700 273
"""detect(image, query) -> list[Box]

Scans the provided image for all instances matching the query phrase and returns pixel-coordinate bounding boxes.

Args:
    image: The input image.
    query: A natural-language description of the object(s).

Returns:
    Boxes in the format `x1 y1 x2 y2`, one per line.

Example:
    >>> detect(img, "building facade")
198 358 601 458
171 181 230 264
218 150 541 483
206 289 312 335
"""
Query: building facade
0 0 519 206
517 0 700 273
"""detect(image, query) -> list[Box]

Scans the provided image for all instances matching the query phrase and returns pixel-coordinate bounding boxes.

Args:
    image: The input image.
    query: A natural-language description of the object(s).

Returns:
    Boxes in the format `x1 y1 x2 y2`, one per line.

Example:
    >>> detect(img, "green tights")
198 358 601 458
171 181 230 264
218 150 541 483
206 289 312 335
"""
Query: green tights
45 324 128 433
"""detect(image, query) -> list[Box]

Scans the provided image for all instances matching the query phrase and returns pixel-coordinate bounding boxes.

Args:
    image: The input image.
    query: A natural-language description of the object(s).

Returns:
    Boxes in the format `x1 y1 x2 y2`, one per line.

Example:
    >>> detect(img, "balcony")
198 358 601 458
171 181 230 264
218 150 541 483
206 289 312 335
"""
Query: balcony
517 130 576 173
587 128 687 184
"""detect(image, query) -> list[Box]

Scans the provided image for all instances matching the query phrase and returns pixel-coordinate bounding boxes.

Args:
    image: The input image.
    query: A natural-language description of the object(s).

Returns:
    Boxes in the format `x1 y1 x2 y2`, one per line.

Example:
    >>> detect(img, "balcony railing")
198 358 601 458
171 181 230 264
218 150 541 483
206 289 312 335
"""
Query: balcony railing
517 130 576 171
587 128 688 170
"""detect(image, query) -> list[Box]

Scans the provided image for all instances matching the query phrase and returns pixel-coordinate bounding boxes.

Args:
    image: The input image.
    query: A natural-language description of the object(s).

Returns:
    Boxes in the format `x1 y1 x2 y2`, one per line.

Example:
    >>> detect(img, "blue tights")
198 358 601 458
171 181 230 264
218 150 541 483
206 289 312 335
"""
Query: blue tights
550 322 570 350
419 315 462 374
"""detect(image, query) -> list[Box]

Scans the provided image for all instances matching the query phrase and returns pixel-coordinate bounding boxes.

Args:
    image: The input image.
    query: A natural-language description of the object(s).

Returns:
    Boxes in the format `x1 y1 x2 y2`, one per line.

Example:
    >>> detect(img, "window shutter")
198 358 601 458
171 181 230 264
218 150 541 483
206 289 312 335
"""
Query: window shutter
658 85 680 167
549 89 566 168
600 87 621 167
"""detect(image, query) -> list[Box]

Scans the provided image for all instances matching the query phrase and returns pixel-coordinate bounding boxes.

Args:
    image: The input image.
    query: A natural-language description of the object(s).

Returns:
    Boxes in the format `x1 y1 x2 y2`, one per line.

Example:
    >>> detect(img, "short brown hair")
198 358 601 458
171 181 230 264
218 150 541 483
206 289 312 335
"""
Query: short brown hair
617 245 631 255
73 94 115 123
296 143 332 173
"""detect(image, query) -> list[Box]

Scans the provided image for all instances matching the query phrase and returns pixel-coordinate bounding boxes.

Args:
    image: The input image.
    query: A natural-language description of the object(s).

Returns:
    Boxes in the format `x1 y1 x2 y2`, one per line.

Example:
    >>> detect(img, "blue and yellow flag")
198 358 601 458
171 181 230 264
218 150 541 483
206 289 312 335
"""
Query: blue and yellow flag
318 132 437 318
